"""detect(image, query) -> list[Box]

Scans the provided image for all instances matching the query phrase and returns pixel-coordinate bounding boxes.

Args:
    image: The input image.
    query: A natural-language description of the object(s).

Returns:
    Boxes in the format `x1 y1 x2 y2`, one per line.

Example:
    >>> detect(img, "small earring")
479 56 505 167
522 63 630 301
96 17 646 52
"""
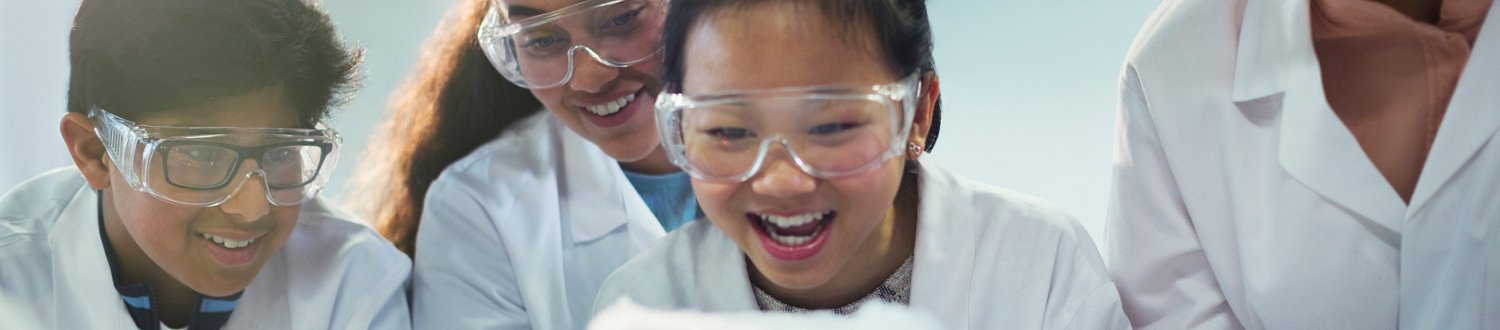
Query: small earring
907 142 923 160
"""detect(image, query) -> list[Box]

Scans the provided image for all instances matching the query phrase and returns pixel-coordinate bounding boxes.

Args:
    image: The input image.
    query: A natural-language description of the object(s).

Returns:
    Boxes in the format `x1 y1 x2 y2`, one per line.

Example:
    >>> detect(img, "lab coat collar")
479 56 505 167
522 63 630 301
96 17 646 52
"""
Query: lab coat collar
1235 0 1407 228
1232 0 1309 103
908 158 976 329
559 123 665 244
1409 1 1500 215
697 226 760 311
1235 0 1500 224
48 186 137 328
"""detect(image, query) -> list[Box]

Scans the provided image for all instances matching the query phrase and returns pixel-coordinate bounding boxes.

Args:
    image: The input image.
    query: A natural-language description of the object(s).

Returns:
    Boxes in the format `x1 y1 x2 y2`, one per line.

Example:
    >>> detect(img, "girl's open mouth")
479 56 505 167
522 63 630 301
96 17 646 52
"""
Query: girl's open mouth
747 211 835 260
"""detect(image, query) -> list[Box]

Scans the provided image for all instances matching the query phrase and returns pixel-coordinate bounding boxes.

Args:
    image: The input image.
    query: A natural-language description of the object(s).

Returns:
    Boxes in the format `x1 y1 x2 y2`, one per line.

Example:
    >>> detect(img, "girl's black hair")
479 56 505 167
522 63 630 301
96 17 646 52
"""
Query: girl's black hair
659 0 941 151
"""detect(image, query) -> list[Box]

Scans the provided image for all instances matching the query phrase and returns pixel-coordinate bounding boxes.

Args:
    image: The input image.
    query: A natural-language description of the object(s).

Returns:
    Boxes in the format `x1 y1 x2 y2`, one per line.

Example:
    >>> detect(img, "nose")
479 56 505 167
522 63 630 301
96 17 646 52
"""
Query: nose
218 165 271 222
749 144 817 198
566 46 619 93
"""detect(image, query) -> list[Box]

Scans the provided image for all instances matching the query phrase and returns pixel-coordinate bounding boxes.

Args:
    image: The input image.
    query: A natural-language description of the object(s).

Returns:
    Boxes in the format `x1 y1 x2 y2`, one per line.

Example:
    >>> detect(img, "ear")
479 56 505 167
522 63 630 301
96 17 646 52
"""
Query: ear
907 71 940 154
60 113 112 190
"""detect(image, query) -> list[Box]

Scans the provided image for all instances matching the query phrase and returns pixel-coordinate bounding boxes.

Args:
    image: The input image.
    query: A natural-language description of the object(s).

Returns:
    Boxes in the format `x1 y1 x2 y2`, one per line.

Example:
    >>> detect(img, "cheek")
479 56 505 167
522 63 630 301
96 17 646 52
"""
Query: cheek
269 206 299 240
532 88 569 116
112 186 200 251
692 180 744 230
830 162 905 227
630 60 664 89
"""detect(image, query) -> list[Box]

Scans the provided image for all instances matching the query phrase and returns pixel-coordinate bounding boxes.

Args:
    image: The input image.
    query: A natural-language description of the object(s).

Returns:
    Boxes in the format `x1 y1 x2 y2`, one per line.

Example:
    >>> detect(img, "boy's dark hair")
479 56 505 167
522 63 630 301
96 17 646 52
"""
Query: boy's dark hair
67 0 360 127
660 0 941 151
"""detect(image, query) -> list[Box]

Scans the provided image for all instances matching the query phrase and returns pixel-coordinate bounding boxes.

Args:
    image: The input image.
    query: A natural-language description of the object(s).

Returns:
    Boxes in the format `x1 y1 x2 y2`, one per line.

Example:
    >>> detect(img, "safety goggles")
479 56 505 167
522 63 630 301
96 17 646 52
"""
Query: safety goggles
90 108 341 207
477 0 667 89
655 74 921 182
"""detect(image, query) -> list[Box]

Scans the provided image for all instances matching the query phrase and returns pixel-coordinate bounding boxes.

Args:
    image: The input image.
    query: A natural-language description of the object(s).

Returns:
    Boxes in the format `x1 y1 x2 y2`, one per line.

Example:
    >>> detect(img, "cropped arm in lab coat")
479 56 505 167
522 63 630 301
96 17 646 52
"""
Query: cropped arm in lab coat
1105 66 1242 329
330 233 412 330
413 177 531 329
316 234 412 330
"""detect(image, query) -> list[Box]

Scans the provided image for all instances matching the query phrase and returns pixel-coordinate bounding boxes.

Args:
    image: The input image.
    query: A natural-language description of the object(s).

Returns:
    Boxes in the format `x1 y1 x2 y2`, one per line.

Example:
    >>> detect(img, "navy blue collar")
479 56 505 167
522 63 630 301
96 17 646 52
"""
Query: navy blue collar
97 192 242 330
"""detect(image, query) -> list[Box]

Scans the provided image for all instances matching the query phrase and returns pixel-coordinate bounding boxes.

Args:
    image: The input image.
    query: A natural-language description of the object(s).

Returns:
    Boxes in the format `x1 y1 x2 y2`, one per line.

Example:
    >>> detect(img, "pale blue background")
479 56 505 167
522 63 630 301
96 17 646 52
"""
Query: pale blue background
0 0 1162 251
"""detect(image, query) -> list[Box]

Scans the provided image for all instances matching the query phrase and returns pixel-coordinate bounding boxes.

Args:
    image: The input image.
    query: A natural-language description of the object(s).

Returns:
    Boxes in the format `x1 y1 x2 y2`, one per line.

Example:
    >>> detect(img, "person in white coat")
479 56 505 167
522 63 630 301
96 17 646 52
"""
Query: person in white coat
593 1 1129 328
361 0 697 328
0 170 411 329
0 0 410 328
1107 0 1498 328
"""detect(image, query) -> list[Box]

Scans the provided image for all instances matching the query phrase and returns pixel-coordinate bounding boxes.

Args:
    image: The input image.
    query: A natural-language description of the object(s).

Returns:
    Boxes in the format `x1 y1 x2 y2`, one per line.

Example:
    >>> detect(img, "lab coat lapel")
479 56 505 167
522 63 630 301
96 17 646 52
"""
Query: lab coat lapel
1409 3 1500 215
560 124 664 245
909 159 975 329
1235 0 1405 229
49 186 136 328
697 226 759 311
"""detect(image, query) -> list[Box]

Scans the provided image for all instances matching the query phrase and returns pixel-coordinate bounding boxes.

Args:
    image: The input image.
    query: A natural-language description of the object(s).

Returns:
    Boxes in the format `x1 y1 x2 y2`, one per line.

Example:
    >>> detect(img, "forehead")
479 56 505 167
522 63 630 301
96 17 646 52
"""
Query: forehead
680 3 896 94
132 86 301 129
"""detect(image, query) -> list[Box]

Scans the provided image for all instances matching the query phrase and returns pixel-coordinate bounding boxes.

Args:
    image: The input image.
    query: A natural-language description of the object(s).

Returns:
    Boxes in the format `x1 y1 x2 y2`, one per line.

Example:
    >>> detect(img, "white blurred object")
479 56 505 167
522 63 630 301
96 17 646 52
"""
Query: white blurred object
589 298 944 330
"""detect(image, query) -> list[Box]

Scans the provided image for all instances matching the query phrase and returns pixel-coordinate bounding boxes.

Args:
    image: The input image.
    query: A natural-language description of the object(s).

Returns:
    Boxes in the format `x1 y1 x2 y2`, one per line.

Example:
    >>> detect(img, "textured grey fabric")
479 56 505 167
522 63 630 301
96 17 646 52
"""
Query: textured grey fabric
752 255 914 315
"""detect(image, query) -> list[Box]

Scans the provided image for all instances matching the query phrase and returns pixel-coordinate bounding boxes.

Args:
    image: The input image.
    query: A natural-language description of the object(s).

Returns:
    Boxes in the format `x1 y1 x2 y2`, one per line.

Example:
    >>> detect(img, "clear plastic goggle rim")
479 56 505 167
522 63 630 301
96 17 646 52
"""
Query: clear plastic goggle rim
696 136 905 182
138 165 322 207
654 73 923 182
478 0 664 89
484 0 633 36
525 45 662 89
87 107 337 207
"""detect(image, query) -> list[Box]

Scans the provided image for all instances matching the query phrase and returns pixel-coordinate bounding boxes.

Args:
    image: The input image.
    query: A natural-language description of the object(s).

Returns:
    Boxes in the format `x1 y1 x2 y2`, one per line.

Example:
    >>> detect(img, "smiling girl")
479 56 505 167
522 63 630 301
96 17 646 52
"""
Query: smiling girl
593 0 1129 328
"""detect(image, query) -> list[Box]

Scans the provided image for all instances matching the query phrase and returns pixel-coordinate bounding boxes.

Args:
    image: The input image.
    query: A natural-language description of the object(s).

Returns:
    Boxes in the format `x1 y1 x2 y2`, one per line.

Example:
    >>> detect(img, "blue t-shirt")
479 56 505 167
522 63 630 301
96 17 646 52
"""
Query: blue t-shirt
622 170 703 232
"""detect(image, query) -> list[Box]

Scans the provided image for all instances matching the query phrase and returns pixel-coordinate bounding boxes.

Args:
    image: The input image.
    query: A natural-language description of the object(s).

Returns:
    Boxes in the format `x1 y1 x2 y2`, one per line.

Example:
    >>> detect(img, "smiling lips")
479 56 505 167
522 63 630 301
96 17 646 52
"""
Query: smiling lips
584 93 637 116
754 211 832 245
575 89 646 128
201 232 258 249
200 231 265 266
749 211 836 260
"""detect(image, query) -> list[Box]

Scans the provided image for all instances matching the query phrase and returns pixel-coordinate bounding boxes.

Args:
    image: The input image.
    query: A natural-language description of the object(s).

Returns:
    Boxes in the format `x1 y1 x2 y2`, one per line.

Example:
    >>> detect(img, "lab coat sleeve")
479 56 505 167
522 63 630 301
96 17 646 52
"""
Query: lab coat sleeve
1106 65 1241 329
343 244 413 330
412 177 531 329
363 273 412 330
1045 214 1130 330
1063 281 1131 330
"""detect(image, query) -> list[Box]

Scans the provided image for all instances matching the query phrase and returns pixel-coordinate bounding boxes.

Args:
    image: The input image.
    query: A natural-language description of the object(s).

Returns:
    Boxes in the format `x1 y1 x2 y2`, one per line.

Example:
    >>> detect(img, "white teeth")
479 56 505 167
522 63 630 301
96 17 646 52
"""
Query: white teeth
758 211 828 228
201 233 257 249
767 230 811 245
585 93 636 116
755 211 832 246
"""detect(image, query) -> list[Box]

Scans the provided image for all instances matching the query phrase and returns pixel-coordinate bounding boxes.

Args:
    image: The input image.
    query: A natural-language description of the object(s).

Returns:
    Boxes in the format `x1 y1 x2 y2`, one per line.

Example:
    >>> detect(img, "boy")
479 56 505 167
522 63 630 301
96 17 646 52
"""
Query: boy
0 0 410 328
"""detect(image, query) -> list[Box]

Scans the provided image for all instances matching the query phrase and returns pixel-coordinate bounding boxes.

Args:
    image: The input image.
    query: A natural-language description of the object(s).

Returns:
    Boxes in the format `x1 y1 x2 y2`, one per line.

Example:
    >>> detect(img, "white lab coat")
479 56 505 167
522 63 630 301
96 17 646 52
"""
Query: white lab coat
412 112 669 329
1107 0 1500 329
594 159 1130 329
0 167 412 329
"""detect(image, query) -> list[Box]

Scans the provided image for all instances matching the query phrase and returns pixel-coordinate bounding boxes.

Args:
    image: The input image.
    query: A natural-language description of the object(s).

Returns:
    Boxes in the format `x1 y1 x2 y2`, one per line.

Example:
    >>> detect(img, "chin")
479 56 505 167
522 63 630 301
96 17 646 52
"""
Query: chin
189 277 254 297
752 254 838 290
599 138 659 162
761 267 836 291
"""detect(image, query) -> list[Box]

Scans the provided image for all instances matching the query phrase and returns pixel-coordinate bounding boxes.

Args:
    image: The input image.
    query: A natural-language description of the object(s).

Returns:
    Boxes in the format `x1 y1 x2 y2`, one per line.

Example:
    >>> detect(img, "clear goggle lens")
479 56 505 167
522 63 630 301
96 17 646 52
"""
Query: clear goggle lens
657 74 921 182
477 0 667 89
90 108 340 207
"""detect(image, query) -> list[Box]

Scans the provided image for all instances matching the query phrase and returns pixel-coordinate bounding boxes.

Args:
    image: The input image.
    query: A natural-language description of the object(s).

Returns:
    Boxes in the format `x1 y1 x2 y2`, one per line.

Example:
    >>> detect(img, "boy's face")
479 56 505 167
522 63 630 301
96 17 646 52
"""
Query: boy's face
102 87 302 297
